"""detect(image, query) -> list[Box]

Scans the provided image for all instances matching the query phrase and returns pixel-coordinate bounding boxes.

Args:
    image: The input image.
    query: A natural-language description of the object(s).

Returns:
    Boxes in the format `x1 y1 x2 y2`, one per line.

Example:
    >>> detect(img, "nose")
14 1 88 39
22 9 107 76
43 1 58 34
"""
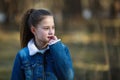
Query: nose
48 29 53 35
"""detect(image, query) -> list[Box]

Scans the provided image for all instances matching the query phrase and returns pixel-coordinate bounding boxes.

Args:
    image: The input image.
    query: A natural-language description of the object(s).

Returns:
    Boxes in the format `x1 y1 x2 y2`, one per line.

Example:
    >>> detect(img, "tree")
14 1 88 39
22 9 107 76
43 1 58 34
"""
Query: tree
0 0 33 30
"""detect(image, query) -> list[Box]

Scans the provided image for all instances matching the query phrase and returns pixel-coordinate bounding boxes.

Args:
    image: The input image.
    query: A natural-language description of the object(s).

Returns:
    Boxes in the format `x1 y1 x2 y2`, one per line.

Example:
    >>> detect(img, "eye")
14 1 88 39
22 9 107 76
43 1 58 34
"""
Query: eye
52 26 55 29
43 27 49 30
44 28 49 29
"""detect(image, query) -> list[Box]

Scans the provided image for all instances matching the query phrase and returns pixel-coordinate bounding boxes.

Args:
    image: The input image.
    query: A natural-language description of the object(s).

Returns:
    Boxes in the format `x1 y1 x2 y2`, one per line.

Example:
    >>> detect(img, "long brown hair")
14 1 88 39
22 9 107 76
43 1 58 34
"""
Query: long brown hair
20 9 52 48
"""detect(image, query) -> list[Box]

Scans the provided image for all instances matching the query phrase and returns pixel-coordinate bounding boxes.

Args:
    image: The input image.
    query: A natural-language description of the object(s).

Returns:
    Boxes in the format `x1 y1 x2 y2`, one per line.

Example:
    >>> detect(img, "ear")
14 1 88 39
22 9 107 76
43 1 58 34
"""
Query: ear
30 26 36 35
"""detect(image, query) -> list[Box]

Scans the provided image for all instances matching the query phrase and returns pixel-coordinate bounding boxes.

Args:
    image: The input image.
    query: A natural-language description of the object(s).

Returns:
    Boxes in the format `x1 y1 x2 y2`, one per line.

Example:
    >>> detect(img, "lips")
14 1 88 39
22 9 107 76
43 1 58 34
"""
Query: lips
48 36 53 40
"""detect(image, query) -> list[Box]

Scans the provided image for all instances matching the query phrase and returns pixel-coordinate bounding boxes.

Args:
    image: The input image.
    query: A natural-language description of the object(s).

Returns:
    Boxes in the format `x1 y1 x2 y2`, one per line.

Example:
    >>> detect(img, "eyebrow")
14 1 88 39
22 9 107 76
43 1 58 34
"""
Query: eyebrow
43 25 55 27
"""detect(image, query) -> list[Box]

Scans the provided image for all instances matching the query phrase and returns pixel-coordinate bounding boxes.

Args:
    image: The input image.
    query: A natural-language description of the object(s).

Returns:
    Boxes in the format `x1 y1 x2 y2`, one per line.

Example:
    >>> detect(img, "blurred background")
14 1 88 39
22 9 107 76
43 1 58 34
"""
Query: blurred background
0 0 120 80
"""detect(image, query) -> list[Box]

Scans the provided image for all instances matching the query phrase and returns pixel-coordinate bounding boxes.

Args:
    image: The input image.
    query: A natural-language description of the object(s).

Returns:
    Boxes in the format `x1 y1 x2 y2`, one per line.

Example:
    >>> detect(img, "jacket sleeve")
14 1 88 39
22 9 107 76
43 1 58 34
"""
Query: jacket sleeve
49 41 74 80
11 52 25 80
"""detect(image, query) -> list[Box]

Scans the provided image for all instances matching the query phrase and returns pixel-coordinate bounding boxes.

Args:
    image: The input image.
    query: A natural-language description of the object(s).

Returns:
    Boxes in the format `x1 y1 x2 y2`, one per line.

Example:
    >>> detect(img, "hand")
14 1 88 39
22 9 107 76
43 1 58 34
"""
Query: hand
49 35 57 42
48 36 59 45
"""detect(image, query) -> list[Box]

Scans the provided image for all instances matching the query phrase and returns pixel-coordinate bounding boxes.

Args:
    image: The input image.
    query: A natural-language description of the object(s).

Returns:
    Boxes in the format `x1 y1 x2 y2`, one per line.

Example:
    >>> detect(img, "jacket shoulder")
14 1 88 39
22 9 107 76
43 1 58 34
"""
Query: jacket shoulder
17 47 29 59
61 43 68 49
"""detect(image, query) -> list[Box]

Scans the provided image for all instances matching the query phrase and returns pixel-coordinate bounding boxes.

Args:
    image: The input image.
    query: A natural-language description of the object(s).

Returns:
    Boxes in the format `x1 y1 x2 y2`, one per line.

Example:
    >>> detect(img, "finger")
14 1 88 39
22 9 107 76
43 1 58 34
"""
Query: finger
53 36 58 40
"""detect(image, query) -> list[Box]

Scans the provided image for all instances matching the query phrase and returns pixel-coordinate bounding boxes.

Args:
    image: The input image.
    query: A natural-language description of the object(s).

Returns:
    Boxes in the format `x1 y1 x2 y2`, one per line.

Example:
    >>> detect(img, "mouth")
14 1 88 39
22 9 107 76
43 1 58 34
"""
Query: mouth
48 36 53 40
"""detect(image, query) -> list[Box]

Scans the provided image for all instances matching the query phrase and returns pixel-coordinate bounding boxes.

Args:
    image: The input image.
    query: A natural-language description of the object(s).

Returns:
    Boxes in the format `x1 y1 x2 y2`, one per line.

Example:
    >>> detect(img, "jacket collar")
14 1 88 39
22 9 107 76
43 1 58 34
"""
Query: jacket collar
27 39 49 56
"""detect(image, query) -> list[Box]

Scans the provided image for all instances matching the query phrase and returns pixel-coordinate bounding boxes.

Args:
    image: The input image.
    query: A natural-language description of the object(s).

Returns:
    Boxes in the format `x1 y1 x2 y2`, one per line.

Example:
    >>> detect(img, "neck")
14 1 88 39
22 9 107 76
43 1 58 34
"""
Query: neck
34 39 48 50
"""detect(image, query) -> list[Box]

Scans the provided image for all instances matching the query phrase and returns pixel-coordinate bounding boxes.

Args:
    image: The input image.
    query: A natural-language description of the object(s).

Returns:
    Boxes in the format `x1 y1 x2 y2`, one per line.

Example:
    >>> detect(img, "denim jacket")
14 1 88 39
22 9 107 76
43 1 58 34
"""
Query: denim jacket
11 41 74 80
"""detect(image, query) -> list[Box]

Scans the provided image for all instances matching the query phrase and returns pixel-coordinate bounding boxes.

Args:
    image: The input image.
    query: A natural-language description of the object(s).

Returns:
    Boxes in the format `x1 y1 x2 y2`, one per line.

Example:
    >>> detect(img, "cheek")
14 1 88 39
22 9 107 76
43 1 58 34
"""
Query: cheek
35 31 42 38
38 31 48 37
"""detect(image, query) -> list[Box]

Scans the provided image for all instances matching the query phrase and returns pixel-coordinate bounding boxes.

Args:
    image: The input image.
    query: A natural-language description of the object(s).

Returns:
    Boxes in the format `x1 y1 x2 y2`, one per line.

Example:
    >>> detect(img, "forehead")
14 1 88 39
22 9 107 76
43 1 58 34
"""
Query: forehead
38 16 54 25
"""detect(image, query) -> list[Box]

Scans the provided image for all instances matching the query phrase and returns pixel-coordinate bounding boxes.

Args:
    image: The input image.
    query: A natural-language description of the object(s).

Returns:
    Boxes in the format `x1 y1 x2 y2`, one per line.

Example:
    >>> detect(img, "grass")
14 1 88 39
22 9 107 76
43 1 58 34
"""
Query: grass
0 30 20 80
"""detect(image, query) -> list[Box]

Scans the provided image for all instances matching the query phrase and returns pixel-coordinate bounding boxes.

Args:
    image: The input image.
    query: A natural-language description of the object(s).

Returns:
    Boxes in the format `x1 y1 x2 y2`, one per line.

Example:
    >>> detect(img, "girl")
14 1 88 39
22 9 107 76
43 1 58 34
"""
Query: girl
11 9 74 80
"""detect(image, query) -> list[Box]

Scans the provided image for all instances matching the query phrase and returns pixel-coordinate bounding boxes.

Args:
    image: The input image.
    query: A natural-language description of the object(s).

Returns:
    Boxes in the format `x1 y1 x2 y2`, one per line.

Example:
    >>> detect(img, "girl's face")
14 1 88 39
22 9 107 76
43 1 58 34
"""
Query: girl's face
31 16 55 44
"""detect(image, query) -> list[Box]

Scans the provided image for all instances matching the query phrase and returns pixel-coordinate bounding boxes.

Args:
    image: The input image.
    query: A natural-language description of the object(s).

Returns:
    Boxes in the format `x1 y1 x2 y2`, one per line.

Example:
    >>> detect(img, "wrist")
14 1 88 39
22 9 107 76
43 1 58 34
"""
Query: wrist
48 39 61 45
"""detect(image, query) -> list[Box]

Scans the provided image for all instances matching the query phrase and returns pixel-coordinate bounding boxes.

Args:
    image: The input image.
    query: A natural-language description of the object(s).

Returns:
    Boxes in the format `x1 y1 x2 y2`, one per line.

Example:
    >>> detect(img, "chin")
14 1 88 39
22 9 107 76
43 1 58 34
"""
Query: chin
45 39 49 43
